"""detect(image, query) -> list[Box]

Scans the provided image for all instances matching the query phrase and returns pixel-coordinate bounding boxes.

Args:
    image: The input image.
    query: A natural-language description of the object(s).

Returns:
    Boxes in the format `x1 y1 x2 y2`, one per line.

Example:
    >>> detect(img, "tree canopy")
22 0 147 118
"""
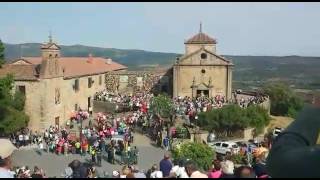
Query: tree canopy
0 74 29 135
262 82 304 117
149 94 174 118
172 142 214 171
0 39 5 67
198 104 271 137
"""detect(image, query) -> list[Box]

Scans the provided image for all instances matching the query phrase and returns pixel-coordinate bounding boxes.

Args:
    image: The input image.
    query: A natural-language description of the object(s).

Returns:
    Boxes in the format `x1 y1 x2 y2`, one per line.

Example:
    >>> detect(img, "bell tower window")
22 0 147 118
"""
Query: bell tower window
201 53 207 59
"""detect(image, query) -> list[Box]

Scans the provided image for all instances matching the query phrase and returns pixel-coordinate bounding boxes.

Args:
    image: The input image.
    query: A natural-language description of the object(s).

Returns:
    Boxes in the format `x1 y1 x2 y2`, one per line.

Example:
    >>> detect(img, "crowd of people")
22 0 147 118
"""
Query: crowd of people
1 89 272 179
12 166 47 178
234 91 268 108
57 149 269 178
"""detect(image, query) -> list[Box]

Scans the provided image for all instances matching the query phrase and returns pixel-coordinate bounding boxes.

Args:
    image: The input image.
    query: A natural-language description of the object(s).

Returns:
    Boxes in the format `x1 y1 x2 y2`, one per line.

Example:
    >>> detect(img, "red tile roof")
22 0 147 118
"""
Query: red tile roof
0 64 39 81
0 57 127 80
24 57 127 79
185 32 217 44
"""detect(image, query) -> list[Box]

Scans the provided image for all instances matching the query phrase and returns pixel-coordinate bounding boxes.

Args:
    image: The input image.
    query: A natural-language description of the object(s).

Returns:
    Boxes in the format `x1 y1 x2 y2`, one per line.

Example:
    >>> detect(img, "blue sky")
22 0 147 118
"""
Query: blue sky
0 2 320 56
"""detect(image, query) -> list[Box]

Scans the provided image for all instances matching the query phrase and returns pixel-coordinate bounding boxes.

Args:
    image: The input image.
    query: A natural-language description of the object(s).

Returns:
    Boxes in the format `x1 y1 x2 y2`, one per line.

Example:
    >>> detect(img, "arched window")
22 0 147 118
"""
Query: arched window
49 54 52 58
201 53 207 59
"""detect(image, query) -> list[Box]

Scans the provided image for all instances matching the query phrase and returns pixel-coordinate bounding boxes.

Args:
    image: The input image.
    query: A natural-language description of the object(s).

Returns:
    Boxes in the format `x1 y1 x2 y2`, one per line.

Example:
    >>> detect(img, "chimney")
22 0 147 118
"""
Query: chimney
106 58 112 65
87 53 93 64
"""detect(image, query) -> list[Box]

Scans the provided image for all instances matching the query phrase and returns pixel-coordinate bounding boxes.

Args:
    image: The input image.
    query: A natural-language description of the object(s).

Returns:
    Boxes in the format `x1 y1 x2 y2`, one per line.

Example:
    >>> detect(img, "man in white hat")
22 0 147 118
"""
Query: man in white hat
0 139 17 178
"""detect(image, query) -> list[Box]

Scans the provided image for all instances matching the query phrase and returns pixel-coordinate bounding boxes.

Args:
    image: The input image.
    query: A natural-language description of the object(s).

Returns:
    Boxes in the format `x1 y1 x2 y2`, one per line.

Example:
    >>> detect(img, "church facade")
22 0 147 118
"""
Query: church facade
173 26 234 100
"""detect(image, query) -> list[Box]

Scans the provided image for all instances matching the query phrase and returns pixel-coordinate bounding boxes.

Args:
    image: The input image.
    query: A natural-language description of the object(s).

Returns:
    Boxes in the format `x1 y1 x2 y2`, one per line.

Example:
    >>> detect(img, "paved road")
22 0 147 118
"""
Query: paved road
12 133 166 177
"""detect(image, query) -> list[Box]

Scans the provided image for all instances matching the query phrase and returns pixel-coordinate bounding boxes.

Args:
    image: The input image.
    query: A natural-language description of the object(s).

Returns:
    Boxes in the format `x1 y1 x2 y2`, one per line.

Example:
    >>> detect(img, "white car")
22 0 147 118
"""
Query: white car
210 141 240 155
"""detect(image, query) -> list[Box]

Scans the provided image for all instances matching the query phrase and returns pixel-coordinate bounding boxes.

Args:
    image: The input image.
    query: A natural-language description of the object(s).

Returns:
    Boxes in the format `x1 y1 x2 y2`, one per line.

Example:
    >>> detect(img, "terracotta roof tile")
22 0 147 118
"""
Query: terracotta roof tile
0 64 38 81
185 32 217 44
23 57 127 79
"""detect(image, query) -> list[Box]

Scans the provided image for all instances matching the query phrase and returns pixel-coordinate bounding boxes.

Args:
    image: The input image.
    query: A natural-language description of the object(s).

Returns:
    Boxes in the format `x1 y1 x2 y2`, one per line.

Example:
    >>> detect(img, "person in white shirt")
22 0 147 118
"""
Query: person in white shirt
0 139 17 178
169 159 189 178
18 134 23 147
150 164 163 178
24 134 29 146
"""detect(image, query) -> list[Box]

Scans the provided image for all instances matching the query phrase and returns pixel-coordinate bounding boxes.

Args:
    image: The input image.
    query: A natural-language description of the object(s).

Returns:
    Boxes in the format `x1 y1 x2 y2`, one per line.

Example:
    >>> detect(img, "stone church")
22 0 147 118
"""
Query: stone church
104 25 234 100
173 25 234 99
0 25 236 131
0 36 127 131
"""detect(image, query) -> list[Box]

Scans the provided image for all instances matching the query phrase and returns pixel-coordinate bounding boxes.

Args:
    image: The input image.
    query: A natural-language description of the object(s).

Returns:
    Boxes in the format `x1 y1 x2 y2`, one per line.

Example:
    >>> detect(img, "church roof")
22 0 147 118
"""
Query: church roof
178 47 234 66
40 42 60 50
0 64 39 81
24 57 127 79
185 32 217 44
0 56 127 80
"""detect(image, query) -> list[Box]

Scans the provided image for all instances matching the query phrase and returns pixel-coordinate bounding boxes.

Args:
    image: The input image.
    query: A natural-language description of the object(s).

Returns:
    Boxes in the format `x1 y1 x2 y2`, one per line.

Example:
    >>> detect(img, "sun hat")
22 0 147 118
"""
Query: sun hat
0 139 17 159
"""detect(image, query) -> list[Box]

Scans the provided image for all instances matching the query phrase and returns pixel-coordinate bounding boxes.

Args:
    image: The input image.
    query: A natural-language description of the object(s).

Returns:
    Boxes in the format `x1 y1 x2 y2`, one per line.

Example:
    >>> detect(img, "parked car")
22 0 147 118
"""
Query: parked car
273 127 283 138
210 141 240 155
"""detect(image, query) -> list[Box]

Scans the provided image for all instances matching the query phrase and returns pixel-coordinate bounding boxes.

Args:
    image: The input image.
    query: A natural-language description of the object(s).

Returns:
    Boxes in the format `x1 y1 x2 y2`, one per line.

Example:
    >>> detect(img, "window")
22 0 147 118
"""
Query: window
17 85 26 95
55 117 60 128
232 145 238 148
200 53 207 59
55 88 61 105
215 143 221 147
75 104 78 111
222 143 229 148
99 75 102 85
88 77 93 88
74 79 79 91
201 69 206 74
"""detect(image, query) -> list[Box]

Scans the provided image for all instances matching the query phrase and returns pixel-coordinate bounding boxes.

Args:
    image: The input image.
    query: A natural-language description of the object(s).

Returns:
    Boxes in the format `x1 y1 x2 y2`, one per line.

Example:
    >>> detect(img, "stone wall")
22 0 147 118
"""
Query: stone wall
105 70 173 96
15 73 107 131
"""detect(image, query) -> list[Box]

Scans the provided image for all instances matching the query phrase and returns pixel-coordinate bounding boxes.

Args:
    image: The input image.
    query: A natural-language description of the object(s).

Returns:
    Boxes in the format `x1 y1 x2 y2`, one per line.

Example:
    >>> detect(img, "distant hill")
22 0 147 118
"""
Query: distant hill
4 43 180 69
4 43 320 90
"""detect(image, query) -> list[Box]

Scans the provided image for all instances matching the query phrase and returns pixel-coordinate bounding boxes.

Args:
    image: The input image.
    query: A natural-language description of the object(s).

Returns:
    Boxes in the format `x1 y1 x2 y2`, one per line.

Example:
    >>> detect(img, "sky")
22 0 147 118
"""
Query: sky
0 2 320 56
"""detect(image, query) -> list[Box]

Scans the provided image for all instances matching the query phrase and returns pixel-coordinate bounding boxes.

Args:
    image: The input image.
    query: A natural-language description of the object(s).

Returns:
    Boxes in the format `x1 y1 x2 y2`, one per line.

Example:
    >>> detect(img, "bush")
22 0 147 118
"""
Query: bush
0 74 29 135
263 82 304 117
0 105 29 135
198 105 271 137
231 153 246 165
172 142 214 171
150 94 174 118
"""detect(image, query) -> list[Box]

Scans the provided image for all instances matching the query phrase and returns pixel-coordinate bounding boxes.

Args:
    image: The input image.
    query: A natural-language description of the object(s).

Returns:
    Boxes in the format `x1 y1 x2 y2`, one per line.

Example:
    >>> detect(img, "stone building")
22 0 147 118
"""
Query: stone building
173 25 234 99
105 69 172 95
0 37 127 131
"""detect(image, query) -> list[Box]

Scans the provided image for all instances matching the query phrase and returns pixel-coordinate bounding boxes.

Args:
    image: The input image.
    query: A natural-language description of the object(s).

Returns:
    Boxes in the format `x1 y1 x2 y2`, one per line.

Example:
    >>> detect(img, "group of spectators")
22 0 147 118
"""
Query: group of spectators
234 90 268 108
12 166 47 178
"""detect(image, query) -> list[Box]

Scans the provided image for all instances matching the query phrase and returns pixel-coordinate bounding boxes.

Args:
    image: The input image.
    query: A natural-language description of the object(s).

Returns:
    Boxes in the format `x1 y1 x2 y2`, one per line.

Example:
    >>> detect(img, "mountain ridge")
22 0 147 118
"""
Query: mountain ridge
3 42 320 90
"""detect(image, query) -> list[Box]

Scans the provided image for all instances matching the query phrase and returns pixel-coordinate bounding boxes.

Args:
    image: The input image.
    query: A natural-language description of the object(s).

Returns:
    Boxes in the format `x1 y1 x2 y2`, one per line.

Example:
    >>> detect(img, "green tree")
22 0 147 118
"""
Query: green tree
172 142 214 171
198 104 271 137
0 39 5 67
0 74 29 135
150 94 174 118
263 82 304 117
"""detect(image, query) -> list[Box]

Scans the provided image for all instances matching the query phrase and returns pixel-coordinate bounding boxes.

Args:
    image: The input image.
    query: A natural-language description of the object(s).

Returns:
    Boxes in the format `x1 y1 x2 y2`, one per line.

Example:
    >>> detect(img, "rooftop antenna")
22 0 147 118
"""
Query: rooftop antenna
199 21 202 33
